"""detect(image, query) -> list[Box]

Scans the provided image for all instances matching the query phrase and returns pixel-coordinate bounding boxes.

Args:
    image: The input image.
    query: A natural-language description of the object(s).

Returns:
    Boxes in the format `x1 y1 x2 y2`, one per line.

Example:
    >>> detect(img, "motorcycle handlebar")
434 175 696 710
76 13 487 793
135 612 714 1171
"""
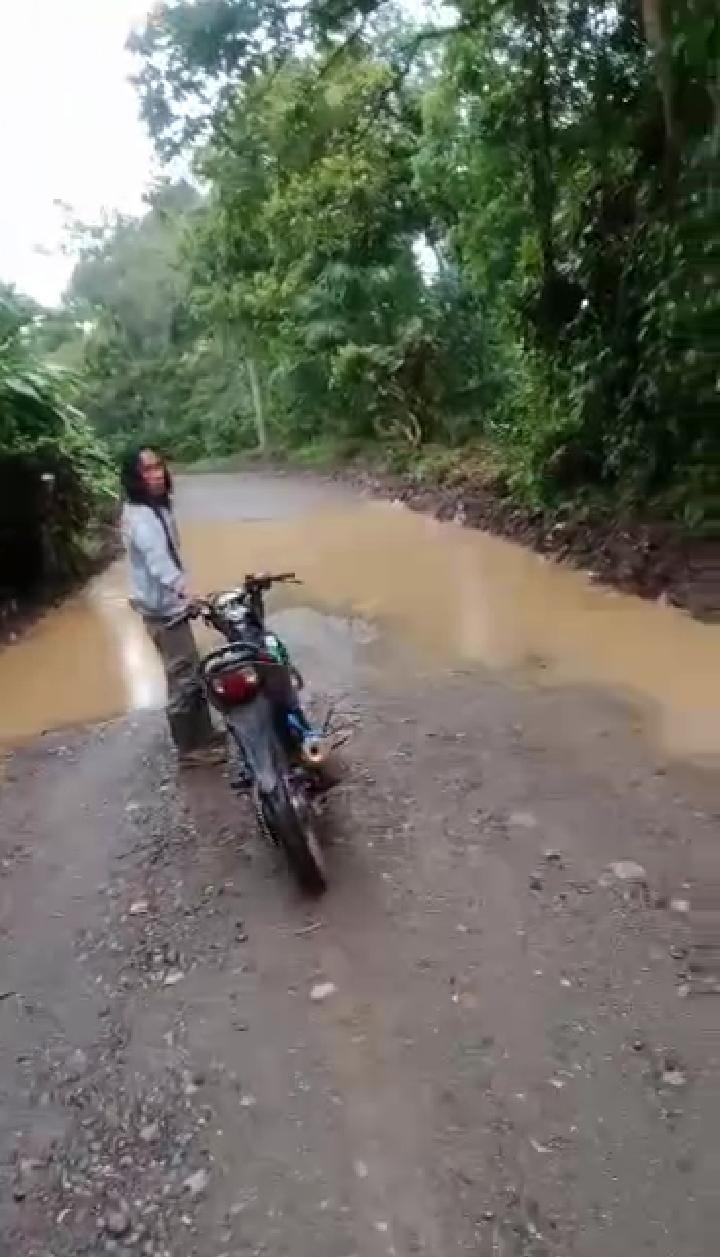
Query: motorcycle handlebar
245 571 297 586
188 572 299 618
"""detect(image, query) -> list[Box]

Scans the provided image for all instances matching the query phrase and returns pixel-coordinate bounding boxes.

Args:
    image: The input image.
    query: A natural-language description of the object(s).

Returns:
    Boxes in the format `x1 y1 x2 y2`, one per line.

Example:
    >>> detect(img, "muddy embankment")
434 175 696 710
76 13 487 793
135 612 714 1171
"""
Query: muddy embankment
0 451 120 648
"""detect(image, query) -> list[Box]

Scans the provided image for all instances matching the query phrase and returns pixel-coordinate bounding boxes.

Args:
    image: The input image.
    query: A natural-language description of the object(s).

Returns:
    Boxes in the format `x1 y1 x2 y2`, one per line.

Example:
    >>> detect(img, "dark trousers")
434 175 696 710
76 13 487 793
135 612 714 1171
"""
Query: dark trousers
146 619 216 753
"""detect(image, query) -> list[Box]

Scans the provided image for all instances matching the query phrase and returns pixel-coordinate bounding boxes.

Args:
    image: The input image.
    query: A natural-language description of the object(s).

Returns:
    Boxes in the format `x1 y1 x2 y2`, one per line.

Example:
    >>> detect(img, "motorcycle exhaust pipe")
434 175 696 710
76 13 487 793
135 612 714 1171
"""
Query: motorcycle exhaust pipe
300 735 328 767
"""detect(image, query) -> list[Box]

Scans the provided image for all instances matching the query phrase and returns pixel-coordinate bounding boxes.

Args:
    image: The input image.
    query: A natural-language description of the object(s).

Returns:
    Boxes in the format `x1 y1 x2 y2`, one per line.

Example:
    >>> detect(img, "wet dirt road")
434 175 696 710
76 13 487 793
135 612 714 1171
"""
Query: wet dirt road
1 473 719 1257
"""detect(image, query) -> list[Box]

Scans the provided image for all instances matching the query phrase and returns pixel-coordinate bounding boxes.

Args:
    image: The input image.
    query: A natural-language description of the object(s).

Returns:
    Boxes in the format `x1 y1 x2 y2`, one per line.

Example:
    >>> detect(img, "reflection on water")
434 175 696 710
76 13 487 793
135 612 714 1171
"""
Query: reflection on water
0 568 164 744
95 578 166 712
182 505 720 762
1 494 719 763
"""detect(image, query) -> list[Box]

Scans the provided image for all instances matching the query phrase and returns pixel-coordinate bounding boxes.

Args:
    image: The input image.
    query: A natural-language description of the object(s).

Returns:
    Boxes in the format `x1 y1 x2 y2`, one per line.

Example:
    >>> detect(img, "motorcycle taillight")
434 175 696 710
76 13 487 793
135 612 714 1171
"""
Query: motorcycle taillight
210 665 259 704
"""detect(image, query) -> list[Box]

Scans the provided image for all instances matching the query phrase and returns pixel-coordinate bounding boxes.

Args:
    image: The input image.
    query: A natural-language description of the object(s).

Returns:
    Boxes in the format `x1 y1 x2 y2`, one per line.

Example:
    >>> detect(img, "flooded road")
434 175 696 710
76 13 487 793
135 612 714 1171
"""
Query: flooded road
3 472 720 1257
1 472 719 762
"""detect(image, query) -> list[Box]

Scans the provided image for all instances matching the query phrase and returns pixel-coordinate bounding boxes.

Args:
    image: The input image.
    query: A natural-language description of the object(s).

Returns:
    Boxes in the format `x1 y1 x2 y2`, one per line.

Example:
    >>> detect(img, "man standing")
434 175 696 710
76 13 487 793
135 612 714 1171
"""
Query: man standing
120 447 223 767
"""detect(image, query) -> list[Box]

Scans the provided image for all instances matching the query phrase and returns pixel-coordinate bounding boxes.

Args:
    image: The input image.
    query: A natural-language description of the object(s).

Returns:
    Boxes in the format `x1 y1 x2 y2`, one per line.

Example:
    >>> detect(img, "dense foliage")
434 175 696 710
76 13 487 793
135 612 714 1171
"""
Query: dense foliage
0 289 114 599
67 1 719 522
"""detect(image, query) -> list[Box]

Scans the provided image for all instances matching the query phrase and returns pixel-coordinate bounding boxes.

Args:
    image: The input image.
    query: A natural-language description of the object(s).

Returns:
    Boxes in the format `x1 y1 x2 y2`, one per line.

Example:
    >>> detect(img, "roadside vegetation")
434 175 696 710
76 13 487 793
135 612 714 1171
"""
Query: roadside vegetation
0 287 114 624
2 0 717 620
71 1 720 529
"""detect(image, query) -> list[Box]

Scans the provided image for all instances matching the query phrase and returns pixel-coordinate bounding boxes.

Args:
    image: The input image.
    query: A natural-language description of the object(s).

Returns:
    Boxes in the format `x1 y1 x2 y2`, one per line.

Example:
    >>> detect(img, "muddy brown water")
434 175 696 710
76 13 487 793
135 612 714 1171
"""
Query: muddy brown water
1 473 719 763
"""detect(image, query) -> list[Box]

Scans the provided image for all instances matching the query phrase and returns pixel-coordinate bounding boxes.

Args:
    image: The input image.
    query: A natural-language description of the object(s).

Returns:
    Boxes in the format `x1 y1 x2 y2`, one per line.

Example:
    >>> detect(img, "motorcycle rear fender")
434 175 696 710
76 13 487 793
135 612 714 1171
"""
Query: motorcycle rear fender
225 693 280 796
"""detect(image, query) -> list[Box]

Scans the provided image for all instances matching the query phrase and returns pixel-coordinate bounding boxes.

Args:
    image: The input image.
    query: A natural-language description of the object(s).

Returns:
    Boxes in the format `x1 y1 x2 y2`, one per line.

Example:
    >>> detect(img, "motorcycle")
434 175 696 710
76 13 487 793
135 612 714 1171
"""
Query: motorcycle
192 572 342 894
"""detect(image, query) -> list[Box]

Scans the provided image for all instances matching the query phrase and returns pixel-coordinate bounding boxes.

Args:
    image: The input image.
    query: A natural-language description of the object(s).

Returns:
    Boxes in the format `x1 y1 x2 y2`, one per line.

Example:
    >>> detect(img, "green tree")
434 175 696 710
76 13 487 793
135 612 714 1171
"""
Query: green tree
101 0 718 524
127 0 297 157
188 49 487 449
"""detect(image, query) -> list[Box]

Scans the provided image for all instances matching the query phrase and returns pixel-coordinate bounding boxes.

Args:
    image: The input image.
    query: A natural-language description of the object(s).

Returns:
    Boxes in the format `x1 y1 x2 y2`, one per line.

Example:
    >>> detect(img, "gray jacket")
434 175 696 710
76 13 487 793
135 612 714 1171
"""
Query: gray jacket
121 503 187 621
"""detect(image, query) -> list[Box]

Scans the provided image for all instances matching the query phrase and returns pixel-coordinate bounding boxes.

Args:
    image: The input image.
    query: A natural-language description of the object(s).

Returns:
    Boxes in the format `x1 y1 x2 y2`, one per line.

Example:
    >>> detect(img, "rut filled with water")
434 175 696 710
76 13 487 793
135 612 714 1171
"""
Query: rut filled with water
1 473 718 763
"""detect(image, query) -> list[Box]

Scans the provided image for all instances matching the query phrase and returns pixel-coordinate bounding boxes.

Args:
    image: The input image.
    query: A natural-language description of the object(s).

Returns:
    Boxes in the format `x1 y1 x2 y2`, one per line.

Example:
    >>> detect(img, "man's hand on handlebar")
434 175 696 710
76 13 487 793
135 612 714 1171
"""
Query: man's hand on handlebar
175 576 205 607
185 595 209 618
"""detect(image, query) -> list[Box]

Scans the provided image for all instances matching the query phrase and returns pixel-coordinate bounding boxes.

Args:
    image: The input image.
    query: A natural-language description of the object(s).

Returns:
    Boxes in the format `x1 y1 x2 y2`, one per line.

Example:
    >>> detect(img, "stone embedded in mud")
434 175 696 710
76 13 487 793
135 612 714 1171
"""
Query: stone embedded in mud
105 1206 132 1237
659 1051 688 1088
605 861 648 885
183 1167 210 1196
64 1047 89 1081
310 981 337 1002
509 811 538 830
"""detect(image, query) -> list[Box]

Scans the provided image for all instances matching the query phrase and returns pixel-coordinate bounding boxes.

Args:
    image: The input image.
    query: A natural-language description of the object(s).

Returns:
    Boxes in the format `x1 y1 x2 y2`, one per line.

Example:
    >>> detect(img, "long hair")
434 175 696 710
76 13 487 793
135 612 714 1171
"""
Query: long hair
120 446 173 508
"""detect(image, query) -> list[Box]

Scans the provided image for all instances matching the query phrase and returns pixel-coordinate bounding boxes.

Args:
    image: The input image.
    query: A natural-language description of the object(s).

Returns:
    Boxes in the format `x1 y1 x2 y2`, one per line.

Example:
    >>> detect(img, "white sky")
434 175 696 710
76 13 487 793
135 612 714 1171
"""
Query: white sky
0 0 155 306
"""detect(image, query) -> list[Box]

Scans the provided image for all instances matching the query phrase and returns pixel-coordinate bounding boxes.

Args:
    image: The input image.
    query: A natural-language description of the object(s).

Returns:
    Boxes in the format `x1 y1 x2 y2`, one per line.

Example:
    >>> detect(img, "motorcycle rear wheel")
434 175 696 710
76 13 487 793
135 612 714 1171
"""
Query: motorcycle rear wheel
260 773 326 895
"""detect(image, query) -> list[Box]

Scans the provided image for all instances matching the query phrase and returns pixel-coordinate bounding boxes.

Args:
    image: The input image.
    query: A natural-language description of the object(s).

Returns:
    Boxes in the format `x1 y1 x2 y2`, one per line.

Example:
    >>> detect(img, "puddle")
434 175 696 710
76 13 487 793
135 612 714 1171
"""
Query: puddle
1 482 719 763
0 569 165 743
